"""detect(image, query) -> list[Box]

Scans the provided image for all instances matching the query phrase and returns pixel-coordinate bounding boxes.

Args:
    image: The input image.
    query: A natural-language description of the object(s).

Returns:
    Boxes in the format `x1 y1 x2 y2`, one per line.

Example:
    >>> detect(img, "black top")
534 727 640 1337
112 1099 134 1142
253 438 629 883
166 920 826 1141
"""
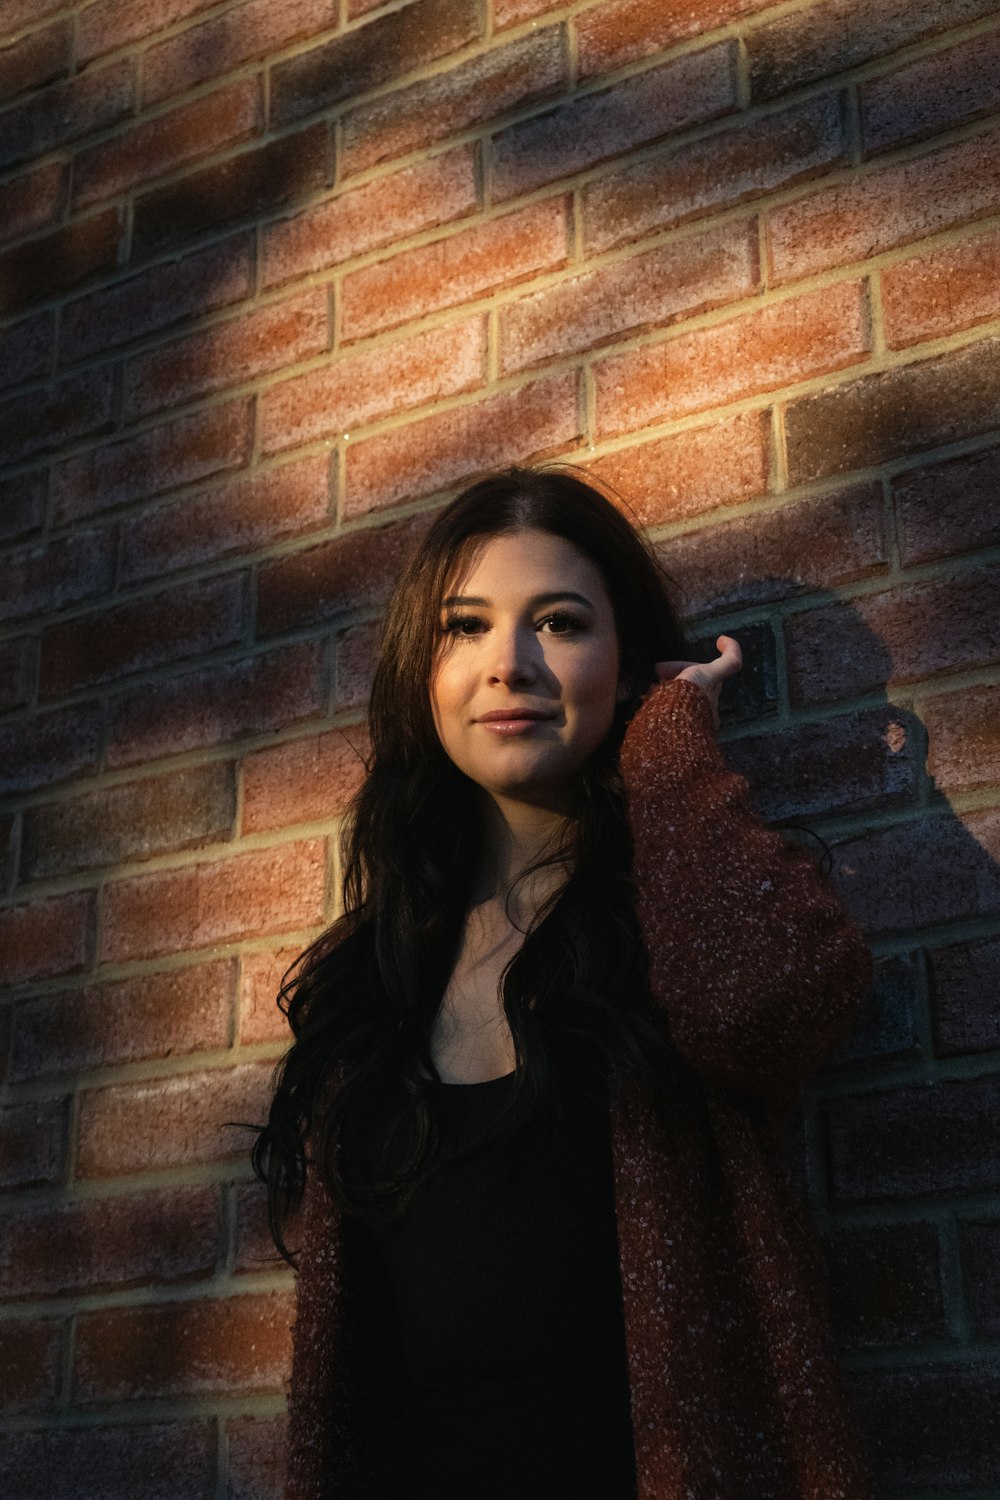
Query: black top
341 1063 638 1500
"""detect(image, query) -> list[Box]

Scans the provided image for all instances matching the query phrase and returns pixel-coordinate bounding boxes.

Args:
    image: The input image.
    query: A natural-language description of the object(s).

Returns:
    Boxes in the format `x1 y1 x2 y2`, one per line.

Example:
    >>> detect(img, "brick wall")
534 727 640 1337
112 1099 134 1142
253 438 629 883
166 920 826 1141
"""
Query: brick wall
1 1 999 1495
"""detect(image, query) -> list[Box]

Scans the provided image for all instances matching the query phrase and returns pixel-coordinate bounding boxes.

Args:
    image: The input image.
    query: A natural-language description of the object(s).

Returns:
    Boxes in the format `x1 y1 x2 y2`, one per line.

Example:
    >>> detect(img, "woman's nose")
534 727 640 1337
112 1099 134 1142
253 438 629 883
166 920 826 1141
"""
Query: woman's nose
488 626 537 685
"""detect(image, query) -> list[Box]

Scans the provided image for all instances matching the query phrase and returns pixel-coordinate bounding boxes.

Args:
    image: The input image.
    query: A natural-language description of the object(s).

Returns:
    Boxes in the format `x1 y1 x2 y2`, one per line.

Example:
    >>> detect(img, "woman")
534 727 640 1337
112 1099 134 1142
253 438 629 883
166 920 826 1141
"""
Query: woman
253 466 876 1500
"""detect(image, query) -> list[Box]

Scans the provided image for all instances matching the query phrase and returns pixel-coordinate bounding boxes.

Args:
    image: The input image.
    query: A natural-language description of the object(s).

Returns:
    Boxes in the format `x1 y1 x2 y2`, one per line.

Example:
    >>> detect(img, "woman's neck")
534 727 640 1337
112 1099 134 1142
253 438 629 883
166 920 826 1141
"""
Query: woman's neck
471 792 573 920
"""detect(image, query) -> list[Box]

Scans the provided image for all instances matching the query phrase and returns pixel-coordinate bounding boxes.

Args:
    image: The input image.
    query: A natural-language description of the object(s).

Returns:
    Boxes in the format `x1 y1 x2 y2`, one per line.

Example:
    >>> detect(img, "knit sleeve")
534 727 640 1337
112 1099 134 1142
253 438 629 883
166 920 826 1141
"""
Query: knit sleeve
285 1146 405 1500
285 1160 347 1500
619 676 872 1104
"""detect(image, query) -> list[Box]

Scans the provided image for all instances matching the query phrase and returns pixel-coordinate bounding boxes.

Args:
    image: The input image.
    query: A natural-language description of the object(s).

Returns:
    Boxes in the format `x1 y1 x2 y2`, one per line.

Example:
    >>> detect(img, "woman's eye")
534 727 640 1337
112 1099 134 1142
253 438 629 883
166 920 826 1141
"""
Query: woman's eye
538 611 584 635
440 610 585 638
441 613 485 636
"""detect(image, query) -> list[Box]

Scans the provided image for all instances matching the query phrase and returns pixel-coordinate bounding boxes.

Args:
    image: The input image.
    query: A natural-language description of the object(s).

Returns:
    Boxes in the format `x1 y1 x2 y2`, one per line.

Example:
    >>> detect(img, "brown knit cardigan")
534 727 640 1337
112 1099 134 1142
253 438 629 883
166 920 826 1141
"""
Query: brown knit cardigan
283 677 877 1500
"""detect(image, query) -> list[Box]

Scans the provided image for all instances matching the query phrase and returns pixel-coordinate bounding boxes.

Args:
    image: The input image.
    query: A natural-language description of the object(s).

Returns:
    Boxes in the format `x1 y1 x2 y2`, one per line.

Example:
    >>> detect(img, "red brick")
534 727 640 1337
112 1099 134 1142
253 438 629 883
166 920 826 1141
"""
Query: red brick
0 1319 61 1408
831 808 1000 936
239 944 300 1046
825 951 920 1066
722 705 918 822
10 959 235 1081
344 370 581 518
0 21 70 105
340 29 565 177
243 726 370 835
768 124 1000 284
0 814 15 882
0 57 133 172
73 77 262 211
784 335 1000 486
2 816 16 891
0 0 67 33
0 206 123 316
0 891 91 986
99 837 327 965
0 526 114 625
827 1074 1000 1202
347 0 387 12
227 1414 288 1500
595 280 870 439
126 287 328 419
896 444 1000 566
929 935 1000 1056
52 396 254 523
747 0 999 102
341 198 568 342
0 369 113 466
270 0 481 126
492 43 737 202
1 1186 221 1298
960 1220 1000 1336
233 1179 284 1274
500 219 757 376
0 704 102 797
40 574 244 697
0 1423 215 1500
78 0 224 65
260 316 486 455
0 160 66 245
820 1223 945 1349
786 565 1000 705
583 92 846 257
0 309 52 392
61 231 253 363
924 683 1000 795
0 815 14 893
119 454 331 585
334 621 376 712
21 762 235 882
862 25 1000 157
76 1059 281 1176
700 619 785 724
666 484 887 617
0 638 32 713
0 469 46 543
494 0 562 27
262 144 479 288
142 0 340 107
257 512 432 636
131 123 329 262
577 0 774 79
106 641 326 769
587 411 770 527
0 1099 66 1189
883 223 1000 349
74 1291 292 1402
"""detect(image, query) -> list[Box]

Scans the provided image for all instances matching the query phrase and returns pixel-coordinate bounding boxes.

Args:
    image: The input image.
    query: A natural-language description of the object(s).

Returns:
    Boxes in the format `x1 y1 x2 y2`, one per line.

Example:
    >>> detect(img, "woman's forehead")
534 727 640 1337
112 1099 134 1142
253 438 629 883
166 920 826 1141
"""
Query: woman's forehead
443 530 607 599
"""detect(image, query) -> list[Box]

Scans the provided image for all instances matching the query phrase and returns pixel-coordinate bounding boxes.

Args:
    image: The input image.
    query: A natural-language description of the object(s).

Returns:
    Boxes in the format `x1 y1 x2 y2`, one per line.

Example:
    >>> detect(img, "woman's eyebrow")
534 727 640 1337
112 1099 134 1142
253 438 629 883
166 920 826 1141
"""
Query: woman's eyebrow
441 591 595 609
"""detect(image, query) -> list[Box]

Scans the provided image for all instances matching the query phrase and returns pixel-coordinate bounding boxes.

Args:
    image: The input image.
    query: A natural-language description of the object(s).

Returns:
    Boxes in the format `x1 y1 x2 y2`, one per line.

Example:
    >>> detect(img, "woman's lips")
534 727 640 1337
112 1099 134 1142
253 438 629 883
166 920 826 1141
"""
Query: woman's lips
478 718 549 735
476 710 554 735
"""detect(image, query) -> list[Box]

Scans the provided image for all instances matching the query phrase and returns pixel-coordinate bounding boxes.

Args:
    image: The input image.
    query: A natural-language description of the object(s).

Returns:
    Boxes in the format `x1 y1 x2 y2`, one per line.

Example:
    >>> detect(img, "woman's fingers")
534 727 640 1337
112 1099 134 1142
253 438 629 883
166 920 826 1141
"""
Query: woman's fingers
653 635 742 685
653 660 691 682
704 635 742 681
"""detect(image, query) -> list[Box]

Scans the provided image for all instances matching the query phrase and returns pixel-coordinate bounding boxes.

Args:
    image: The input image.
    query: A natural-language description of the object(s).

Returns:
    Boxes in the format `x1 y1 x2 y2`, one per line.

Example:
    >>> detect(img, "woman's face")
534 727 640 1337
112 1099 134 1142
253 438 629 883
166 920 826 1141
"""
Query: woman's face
429 529 629 811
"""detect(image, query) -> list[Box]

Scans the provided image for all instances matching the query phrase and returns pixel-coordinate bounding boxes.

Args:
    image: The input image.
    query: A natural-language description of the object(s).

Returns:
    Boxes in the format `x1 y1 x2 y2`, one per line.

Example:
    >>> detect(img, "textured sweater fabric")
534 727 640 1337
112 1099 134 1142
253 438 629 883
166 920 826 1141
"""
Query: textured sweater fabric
283 677 877 1500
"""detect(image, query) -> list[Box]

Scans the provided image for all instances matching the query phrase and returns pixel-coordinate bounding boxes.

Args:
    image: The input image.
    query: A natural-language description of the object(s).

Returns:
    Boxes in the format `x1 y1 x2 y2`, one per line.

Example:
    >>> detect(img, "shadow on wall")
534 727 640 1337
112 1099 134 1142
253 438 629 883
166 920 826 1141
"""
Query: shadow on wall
681 574 1000 1499
2 2 1000 1497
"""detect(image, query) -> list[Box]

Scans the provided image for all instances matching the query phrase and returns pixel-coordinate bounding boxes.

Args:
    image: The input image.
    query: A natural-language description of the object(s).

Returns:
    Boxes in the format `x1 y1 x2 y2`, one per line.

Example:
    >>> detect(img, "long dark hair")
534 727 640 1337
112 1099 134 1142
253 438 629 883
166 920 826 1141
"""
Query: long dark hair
251 465 692 1261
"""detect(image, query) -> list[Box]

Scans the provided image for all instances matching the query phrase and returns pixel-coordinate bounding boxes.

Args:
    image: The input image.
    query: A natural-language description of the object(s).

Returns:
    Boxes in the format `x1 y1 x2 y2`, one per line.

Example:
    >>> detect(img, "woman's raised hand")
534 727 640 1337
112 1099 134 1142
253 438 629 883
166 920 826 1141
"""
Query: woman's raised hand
651 634 742 730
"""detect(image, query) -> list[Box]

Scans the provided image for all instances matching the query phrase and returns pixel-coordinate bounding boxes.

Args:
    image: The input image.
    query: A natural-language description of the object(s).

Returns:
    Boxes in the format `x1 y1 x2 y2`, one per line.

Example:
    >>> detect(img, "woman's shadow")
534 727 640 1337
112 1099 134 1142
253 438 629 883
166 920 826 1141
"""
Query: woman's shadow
681 572 1000 1497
